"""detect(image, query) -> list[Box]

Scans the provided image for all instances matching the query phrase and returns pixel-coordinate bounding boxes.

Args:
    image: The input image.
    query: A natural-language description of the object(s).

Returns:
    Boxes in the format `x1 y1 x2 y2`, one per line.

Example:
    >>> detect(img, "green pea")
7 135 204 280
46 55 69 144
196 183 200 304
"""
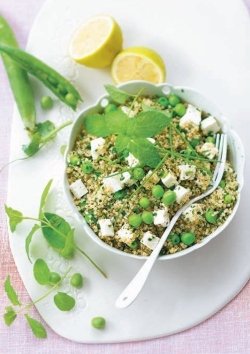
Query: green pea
224 194 233 204
205 209 218 224
162 190 176 206
40 95 53 110
114 189 126 200
70 273 84 289
174 103 186 117
133 167 145 181
142 211 154 225
170 233 180 245
181 232 195 246
69 155 80 166
157 96 169 108
104 103 117 113
128 213 142 228
139 197 150 209
168 94 180 107
129 239 139 250
189 138 200 148
152 184 164 199
91 317 106 329
65 92 77 106
219 179 226 189
81 162 93 174
206 136 215 143
49 272 61 285
57 83 68 95
47 76 57 86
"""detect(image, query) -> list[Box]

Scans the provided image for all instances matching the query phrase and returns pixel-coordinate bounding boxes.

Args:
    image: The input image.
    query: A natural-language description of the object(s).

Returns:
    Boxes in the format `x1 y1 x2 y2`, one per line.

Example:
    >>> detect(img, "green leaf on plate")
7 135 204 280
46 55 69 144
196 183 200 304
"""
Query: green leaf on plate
42 212 71 250
54 292 75 311
25 224 40 263
4 276 21 306
39 179 53 219
104 84 133 104
22 132 41 157
5 205 23 232
33 259 51 285
25 314 47 339
58 229 75 259
4 306 17 326
36 120 55 138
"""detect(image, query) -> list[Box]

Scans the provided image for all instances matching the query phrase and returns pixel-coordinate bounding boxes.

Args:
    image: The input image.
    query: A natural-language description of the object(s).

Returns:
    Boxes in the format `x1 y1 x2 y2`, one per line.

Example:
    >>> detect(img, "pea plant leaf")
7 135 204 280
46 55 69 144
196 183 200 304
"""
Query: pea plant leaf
25 224 40 263
4 276 21 306
42 212 70 249
126 110 171 137
54 292 75 311
4 306 17 326
25 314 47 339
33 259 51 285
104 84 133 104
5 205 24 232
58 229 75 259
36 120 55 138
22 132 41 157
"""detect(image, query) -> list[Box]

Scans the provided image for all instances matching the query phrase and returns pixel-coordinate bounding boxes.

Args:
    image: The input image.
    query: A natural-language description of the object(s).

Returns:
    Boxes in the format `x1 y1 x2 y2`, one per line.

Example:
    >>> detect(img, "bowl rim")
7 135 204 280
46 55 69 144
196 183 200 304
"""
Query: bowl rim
63 80 245 261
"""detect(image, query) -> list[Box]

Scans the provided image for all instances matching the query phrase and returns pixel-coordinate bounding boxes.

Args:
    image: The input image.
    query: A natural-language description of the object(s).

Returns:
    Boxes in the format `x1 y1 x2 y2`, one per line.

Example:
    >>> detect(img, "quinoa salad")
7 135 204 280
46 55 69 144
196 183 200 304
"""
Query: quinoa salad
66 85 238 257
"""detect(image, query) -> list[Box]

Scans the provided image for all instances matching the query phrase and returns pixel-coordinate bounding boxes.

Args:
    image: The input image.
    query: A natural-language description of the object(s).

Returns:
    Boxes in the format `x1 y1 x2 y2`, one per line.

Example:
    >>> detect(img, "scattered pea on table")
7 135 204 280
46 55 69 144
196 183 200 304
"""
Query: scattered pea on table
40 95 53 110
70 273 84 289
91 316 106 329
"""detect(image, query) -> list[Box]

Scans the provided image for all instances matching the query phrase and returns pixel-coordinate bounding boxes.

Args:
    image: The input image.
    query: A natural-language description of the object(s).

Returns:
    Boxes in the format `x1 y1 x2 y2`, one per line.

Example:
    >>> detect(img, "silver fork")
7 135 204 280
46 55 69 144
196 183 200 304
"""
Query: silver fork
116 133 227 309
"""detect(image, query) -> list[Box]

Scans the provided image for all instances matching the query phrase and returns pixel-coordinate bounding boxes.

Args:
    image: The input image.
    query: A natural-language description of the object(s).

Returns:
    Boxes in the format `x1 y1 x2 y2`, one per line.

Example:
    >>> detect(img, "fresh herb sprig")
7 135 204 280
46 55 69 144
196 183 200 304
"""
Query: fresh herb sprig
3 266 74 339
104 84 134 104
5 180 107 278
84 108 171 168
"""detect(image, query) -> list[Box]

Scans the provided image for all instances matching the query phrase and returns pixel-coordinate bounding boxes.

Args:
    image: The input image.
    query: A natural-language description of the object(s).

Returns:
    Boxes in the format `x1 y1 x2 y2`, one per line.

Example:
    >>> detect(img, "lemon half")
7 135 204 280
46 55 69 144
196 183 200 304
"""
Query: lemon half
111 46 166 84
70 15 123 68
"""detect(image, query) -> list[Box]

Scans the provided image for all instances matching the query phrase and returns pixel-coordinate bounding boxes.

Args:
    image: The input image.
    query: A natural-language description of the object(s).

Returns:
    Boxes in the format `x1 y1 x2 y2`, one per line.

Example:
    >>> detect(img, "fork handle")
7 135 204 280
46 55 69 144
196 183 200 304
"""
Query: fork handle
115 223 175 309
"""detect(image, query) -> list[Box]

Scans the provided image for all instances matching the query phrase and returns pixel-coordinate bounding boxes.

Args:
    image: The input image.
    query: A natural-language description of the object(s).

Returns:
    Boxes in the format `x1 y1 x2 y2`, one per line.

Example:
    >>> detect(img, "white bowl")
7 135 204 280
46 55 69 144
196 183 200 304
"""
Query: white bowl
63 81 245 260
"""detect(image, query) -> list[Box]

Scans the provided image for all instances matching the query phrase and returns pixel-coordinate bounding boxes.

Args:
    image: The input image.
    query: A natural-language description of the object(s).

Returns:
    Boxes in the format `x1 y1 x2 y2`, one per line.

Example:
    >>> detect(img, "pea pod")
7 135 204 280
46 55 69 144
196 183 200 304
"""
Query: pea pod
0 43 82 110
0 16 36 131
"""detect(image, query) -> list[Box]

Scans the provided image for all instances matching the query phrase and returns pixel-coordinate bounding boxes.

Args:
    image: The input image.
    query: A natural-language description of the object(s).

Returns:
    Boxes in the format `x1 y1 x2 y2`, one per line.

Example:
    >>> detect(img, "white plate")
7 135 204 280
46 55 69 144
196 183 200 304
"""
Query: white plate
7 0 250 343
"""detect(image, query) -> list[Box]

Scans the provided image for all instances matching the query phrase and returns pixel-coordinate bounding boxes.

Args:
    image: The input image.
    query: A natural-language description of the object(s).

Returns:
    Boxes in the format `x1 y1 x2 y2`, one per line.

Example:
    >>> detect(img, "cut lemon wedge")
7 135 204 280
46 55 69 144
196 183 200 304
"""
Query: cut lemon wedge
111 47 166 84
69 15 123 68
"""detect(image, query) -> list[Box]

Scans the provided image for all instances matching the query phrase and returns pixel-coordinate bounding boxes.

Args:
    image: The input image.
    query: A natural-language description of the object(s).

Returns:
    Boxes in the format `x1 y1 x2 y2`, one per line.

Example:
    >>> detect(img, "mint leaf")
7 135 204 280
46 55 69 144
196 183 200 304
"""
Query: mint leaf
54 292 75 311
127 110 171 137
104 109 129 134
84 114 110 137
4 306 17 326
128 137 161 168
5 206 23 232
39 179 53 219
105 84 133 104
42 212 71 250
25 224 40 263
25 314 47 339
114 135 130 153
33 259 51 285
36 120 55 138
22 132 41 156
4 276 21 306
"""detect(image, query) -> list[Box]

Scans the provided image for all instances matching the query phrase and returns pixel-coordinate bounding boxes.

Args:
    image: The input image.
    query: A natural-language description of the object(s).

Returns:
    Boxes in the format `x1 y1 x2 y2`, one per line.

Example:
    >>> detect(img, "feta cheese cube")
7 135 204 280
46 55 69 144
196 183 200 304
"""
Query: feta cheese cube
117 226 134 243
70 179 88 199
103 175 123 193
153 209 170 227
182 203 203 222
178 164 196 181
201 116 220 135
174 185 190 204
120 171 134 186
90 137 105 160
141 231 160 250
161 172 177 187
126 153 139 167
99 219 114 237
200 142 218 159
179 104 201 128
121 106 136 118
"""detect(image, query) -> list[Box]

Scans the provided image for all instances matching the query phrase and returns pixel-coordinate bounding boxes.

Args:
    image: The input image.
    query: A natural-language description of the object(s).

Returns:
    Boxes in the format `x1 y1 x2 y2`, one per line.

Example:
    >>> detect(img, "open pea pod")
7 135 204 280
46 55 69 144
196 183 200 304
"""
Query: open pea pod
0 44 82 110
